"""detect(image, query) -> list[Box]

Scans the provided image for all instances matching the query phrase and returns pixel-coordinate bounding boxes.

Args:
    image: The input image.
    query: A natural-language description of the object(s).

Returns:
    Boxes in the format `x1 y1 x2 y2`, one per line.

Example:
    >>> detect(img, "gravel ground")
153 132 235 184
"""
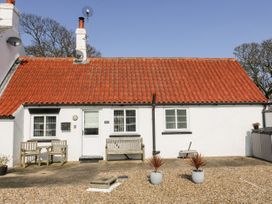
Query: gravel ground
0 157 272 204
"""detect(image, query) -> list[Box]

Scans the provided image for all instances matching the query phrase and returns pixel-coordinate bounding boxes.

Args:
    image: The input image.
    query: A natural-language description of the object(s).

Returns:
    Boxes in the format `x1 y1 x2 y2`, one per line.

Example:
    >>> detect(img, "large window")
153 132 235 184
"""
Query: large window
114 110 136 132
165 109 187 130
33 115 57 137
84 111 99 135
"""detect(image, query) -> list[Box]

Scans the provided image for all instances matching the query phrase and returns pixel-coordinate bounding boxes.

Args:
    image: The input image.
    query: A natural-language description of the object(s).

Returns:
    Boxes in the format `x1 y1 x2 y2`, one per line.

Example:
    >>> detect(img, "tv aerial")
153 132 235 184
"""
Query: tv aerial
73 50 84 63
82 6 93 20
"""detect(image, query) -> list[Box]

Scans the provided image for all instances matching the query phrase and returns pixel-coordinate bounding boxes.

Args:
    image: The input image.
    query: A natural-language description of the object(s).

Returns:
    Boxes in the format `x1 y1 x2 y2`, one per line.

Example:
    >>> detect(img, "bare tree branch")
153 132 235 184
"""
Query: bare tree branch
20 13 101 57
234 40 272 99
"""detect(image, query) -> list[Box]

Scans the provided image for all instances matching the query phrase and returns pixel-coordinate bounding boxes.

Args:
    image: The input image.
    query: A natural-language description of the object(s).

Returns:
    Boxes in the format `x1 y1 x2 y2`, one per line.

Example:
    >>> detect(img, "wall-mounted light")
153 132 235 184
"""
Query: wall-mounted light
6 36 21 47
73 115 78 121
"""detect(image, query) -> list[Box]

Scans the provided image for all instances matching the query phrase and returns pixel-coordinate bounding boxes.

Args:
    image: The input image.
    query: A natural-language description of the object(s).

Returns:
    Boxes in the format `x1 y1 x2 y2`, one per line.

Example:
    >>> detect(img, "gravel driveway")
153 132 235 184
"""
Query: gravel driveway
0 157 272 204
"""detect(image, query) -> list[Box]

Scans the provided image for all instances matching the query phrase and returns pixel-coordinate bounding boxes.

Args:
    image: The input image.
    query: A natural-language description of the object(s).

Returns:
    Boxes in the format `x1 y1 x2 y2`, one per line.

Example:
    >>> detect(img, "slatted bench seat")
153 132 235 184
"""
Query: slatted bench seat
105 137 145 161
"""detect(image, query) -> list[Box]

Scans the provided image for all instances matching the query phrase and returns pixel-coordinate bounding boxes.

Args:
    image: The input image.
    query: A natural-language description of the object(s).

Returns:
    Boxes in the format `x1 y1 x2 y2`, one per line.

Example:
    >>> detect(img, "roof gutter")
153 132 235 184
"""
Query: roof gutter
0 58 21 97
23 101 268 107
0 115 15 119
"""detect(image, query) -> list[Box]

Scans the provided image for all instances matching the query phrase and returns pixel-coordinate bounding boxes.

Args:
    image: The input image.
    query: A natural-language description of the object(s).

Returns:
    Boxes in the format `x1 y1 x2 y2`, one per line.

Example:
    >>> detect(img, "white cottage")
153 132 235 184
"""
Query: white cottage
0 0 268 166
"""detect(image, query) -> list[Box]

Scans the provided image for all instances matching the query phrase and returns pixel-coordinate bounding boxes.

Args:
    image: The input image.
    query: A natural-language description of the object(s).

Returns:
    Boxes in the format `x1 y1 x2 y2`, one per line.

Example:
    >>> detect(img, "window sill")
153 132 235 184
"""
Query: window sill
28 138 59 143
161 131 192 135
109 134 141 138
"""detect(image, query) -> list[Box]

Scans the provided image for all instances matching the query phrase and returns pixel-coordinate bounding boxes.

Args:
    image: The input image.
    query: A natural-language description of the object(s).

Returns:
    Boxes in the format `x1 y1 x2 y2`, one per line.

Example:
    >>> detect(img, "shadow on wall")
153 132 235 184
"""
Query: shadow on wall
245 131 253 156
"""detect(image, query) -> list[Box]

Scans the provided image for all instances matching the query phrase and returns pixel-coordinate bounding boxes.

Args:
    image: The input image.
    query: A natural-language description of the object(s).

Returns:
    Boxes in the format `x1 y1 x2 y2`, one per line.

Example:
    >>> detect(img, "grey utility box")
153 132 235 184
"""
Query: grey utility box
251 128 272 162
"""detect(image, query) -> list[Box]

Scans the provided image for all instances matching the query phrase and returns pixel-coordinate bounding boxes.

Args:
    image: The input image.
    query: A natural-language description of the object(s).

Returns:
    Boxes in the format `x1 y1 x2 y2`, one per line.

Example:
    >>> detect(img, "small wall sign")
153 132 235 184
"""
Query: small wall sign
104 121 110 124
61 122 71 131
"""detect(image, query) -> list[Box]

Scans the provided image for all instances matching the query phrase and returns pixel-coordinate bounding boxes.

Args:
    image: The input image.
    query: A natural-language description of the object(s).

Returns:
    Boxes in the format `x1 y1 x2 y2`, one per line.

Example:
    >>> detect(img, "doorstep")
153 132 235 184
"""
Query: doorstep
79 155 104 163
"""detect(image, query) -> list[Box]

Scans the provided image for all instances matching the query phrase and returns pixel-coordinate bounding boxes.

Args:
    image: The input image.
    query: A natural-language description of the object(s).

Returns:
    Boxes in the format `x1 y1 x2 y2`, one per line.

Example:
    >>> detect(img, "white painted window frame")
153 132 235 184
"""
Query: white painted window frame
30 114 58 138
112 109 138 134
164 108 190 131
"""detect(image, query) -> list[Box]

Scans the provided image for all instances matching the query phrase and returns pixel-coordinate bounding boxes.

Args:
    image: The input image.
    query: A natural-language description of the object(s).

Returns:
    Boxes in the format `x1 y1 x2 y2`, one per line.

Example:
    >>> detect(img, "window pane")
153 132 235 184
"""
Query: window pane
126 125 136 132
177 109 187 129
166 109 175 116
33 116 44 137
34 116 44 123
126 110 135 117
85 111 99 128
166 116 176 122
84 128 98 135
114 110 124 117
177 122 187 129
166 109 176 129
114 110 124 132
177 109 186 116
166 123 176 129
84 111 99 135
46 116 56 136
126 117 136 124
126 110 136 132
126 116 136 132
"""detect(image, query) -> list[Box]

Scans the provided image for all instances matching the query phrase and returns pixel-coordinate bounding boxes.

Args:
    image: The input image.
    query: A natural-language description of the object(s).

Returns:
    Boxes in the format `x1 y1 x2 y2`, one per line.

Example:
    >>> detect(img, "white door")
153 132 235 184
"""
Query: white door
82 110 102 156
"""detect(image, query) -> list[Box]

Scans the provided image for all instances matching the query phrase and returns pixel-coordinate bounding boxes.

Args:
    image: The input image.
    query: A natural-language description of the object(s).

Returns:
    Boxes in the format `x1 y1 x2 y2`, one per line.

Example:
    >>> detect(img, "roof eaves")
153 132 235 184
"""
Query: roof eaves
0 115 15 119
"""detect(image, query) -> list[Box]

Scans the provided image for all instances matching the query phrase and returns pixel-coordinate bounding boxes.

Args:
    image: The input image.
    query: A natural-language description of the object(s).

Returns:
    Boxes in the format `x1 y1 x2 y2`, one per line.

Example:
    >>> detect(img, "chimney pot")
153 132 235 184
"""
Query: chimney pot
79 17 85 29
6 0 15 5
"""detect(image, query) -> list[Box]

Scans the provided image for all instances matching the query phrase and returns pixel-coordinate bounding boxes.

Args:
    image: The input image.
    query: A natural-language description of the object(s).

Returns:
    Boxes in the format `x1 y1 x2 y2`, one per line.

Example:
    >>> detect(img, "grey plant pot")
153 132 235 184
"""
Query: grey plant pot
0 165 8 176
150 171 163 185
192 169 204 184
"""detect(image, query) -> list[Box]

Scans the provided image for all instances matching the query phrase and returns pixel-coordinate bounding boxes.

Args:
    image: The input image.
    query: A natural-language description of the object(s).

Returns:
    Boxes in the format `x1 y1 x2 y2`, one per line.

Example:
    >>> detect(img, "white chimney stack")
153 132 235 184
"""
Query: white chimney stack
75 17 87 63
0 0 19 33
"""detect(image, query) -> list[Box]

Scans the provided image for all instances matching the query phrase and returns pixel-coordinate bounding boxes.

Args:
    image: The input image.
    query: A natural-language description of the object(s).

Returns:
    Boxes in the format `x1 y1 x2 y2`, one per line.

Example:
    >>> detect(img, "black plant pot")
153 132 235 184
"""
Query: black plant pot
0 165 8 176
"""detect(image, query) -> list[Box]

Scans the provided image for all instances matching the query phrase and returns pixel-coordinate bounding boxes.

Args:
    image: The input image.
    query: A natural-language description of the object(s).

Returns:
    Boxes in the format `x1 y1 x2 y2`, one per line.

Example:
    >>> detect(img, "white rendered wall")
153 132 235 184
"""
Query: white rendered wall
21 106 153 162
156 105 263 158
0 3 24 85
13 106 24 165
18 105 263 163
0 119 14 166
23 108 83 161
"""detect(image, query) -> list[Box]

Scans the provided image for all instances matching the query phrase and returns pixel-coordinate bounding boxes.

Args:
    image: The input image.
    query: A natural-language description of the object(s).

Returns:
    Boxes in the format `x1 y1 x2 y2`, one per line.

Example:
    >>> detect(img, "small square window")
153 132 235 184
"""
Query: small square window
114 110 136 132
165 109 187 130
33 115 57 137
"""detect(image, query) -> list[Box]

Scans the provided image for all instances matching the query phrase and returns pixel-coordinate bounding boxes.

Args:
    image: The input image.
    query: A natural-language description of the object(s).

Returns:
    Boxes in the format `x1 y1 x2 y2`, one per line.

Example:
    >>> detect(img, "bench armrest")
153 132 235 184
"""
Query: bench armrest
36 147 42 152
46 146 53 151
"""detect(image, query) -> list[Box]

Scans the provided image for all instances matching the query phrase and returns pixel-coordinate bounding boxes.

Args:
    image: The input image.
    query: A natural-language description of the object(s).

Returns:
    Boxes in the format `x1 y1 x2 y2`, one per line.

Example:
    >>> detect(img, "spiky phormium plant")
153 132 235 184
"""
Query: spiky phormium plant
149 156 165 172
190 153 206 171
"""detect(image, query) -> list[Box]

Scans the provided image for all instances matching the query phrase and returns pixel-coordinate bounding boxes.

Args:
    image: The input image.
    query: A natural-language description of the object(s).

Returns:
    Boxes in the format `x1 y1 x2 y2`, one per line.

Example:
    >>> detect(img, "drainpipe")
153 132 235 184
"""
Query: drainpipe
152 93 160 156
262 104 267 128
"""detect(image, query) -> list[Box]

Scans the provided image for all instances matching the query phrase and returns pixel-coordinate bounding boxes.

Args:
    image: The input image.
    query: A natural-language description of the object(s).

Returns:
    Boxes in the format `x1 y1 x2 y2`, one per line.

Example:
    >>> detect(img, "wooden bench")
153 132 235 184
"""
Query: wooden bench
105 137 145 161
46 140 67 166
20 141 41 168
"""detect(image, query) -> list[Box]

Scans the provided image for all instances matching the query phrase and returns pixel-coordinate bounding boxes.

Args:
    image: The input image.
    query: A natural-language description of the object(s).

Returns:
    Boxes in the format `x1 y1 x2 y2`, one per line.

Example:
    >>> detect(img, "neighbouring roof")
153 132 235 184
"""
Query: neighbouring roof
0 57 267 117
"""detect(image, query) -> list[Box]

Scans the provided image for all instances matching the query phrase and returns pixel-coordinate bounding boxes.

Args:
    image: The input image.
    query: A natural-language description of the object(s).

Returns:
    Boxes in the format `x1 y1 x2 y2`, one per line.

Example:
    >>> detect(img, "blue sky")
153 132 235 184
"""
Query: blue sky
15 0 272 58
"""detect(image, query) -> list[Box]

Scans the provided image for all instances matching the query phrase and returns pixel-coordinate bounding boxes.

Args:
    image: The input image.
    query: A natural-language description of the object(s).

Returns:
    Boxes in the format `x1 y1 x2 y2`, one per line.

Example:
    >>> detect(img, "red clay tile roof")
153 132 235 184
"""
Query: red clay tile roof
0 57 267 117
